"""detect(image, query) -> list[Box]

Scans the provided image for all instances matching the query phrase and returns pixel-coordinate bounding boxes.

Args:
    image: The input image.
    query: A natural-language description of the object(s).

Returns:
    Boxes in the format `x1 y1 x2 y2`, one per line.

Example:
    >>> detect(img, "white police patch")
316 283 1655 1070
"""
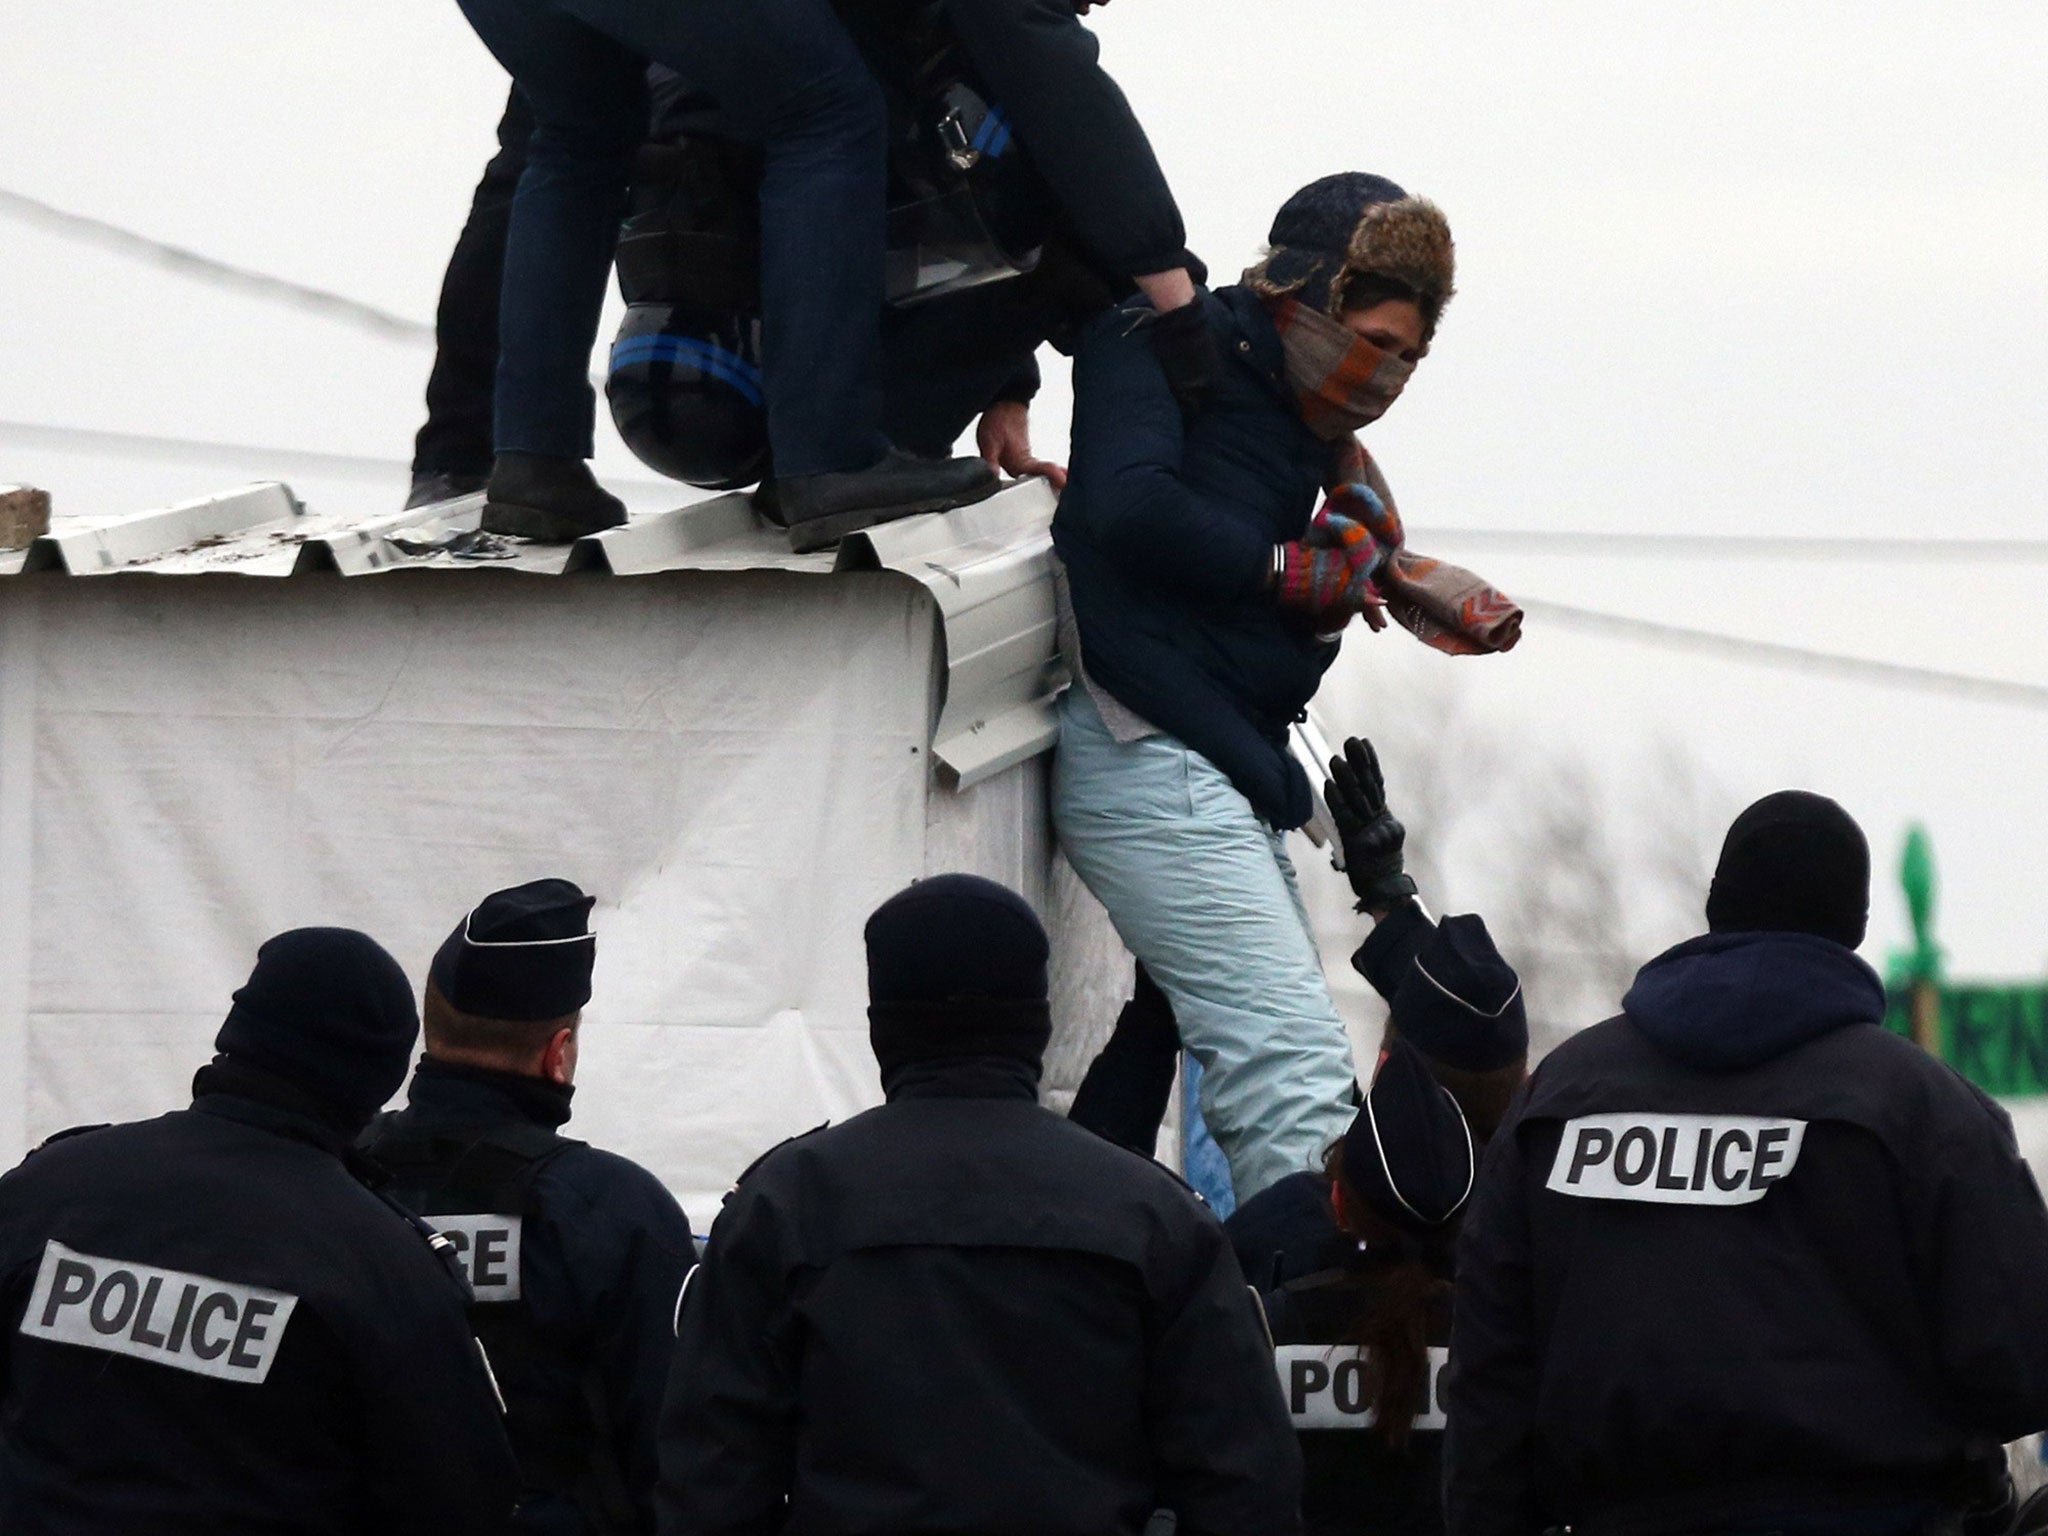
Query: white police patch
1547 1112 1807 1205
1275 1343 1448 1431
19 1240 298 1384
428 1214 523 1302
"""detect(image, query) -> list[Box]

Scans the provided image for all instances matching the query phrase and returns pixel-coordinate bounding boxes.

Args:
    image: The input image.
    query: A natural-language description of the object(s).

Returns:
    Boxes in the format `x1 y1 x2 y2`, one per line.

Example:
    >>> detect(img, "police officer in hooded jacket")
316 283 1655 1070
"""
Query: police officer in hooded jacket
363 881 696 1536
1446 792 2048 1536
0 927 517 1536
657 873 1303 1536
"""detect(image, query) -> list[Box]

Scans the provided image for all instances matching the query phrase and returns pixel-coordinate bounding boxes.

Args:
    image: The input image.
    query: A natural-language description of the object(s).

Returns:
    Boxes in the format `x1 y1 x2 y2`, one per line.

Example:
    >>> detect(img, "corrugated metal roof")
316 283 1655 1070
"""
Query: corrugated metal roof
0 477 1066 787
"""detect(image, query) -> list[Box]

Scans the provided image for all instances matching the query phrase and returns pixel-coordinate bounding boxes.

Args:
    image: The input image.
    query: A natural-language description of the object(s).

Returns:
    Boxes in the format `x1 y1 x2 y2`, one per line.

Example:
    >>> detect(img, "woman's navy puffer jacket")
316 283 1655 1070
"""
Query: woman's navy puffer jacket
1054 284 1338 828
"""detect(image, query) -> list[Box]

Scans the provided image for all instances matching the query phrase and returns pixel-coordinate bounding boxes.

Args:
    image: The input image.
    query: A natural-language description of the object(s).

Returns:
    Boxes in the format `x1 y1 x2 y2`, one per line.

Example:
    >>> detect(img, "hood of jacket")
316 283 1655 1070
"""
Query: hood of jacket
1622 930 1887 1072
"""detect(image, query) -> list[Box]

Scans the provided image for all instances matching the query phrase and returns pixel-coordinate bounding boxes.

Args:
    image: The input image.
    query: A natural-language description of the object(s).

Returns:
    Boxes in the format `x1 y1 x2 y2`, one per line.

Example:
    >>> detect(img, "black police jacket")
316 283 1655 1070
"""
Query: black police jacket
1446 931 2048 1536
363 1060 696 1536
924 0 1186 282
0 1080 517 1535
1267 1268 1451 1536
1056 285 1337 829
658 1055 1303 1536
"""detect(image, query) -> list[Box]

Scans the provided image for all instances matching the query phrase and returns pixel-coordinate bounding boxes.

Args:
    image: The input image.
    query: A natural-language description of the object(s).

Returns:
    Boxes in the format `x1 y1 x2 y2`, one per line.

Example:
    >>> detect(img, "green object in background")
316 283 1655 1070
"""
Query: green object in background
1886 985 2048 1096
1880 823 2048 1096
1887 823 1944 990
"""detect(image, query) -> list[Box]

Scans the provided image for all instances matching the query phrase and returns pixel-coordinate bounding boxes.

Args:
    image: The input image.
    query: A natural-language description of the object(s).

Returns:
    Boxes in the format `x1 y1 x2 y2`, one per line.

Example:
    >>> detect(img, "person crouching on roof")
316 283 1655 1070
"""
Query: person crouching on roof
1051 172 1456 1203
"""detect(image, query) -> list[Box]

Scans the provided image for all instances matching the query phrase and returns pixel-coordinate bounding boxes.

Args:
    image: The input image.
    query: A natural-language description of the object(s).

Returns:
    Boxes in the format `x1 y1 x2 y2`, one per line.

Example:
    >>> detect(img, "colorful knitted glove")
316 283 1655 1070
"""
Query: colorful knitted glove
1326 480 1404 551
1273 518 1371 612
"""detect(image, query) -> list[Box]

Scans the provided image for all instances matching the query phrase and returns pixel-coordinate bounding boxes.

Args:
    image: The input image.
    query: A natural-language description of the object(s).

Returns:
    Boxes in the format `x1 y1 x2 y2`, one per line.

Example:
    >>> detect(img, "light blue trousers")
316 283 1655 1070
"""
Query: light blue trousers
1052 687 1359 1201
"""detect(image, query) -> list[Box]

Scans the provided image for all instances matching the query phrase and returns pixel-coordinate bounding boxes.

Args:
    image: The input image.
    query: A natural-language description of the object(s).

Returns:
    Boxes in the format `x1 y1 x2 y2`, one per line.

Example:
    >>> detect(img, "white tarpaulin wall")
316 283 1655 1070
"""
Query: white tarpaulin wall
0 570 1127 1219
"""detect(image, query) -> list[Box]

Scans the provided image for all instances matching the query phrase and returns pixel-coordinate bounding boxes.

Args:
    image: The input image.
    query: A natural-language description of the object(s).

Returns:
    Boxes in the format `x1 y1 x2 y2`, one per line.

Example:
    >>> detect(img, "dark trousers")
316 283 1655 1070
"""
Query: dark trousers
413 88 533 479
413 127 1052 475
451 0 888 477
878 277 1056 456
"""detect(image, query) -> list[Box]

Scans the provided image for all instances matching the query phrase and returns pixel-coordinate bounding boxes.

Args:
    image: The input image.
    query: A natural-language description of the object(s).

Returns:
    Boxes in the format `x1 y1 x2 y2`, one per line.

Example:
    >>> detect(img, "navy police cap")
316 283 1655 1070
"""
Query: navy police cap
1390 913 1527 1072
430 878 596 1022
1340 1038 1476 1232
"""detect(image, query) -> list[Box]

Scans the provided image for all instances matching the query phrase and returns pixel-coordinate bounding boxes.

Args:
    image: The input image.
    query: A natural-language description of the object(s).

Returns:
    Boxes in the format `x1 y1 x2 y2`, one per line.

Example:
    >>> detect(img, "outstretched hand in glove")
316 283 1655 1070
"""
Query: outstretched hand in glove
1272 487 1397 632
1326 736 1418 914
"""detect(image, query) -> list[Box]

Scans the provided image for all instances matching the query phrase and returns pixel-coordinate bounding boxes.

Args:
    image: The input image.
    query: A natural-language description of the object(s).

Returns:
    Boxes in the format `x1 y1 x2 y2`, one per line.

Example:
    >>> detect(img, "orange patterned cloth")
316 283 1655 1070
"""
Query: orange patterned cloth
1330 438 1522 655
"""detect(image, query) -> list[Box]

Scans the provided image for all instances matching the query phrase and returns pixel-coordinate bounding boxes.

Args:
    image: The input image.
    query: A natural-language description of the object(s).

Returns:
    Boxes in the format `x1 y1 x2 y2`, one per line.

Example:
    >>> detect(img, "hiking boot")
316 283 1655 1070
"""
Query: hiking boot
404 471 488 511
479 453 627 543
779 449 998 555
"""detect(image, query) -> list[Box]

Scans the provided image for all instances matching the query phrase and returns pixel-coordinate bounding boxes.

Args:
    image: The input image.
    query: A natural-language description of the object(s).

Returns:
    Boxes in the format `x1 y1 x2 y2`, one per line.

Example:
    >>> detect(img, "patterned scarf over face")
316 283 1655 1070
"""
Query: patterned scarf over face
1269 297 1415 442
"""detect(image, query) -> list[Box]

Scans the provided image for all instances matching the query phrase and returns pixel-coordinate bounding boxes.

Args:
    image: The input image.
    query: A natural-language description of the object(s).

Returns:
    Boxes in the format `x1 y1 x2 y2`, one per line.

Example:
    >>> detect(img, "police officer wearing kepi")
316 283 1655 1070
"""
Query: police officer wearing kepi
1266 1040 1473 1536
364 880 695 1536
1447 791 2048 1536
1066 735 1528 1292
0 927 517 1535
1231 738 1529 1292
658 873 1303 1536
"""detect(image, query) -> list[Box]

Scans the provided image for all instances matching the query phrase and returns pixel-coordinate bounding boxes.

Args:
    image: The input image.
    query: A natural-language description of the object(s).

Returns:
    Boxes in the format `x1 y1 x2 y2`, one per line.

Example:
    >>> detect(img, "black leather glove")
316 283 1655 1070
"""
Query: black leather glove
1326 736 1418 913
1148 300 1220 414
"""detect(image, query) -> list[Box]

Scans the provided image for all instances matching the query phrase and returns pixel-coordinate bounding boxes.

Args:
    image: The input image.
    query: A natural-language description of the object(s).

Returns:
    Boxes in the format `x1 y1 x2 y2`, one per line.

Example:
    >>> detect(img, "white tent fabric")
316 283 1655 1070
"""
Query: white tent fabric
0 569 1127 1219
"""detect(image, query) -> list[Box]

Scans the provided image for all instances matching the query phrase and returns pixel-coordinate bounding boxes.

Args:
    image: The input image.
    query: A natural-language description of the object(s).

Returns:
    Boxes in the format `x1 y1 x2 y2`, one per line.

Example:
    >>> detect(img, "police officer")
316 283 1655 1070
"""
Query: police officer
363 880 696 1536
450 0 999 548
1229 738 1528 1289
1326 737 1529 1147
1067 736 1528 1289
408 67 1075 513
0 927 517 1534
1230 911 1524 1296
1265 1040 1474 1536
1446 792 2048 1536
428 0 1204 549
658 873 1302 1536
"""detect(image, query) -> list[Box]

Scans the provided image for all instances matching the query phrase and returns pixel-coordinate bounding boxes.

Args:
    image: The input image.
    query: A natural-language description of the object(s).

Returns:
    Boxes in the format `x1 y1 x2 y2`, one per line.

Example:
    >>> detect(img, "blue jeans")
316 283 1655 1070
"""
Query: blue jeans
1052 687 1358 1201
453 0 888 475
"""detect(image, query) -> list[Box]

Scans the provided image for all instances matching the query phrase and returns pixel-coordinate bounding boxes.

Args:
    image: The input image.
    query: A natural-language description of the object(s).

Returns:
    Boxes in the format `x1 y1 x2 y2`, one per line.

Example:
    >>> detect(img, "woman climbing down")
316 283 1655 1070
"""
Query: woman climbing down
1052 171 1489 1202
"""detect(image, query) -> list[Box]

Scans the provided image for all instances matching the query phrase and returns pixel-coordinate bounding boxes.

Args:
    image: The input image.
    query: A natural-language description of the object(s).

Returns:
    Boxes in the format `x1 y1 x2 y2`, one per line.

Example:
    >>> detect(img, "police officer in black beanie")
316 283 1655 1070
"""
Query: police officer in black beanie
0 927 518 1535
363 880 695 1536
659 873 1303 1536
1448 791 2048 1536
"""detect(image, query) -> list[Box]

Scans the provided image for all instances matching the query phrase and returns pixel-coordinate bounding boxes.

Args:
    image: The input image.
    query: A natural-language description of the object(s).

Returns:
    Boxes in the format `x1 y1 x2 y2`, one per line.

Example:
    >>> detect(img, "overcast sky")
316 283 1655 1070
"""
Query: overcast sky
2 1 2044 979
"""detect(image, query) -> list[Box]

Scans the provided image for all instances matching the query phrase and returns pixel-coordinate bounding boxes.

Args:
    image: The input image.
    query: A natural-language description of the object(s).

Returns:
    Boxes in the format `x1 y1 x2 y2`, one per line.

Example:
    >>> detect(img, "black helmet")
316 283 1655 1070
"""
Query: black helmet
885 73 1056 306
606 304 769 490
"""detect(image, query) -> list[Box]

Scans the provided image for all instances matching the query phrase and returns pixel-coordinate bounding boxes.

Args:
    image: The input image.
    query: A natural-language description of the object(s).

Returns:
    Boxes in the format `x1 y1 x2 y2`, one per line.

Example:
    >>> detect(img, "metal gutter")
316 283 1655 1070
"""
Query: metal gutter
846 481 1063 788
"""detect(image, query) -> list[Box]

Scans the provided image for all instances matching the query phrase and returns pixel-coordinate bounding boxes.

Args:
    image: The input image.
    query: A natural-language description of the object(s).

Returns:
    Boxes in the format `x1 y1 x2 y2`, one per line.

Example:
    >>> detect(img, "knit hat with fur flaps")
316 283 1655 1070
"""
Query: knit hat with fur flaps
1245 172 1456 331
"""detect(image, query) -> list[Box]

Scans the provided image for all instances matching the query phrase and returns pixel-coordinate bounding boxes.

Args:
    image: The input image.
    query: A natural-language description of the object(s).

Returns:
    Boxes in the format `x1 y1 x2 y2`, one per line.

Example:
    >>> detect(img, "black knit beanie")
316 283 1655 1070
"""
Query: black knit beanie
865 874 1051 1079
214 927 420 1123
1706 791 1870 949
